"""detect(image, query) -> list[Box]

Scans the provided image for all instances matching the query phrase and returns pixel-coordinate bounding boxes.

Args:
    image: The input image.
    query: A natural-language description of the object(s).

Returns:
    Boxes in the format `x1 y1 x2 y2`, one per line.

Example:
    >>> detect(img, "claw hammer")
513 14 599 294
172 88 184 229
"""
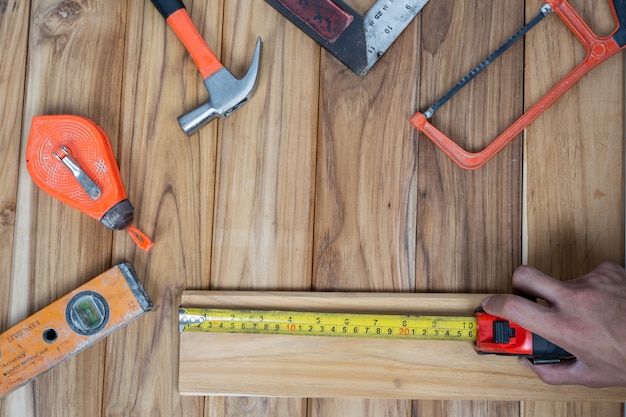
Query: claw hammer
151 0 262 136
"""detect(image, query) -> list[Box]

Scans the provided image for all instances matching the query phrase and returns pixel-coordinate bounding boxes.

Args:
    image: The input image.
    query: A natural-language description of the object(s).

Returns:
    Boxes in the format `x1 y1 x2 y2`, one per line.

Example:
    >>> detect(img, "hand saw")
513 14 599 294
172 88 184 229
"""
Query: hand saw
0 263 152 399
411 0 626 169
265 0 429 76
179 306 573 364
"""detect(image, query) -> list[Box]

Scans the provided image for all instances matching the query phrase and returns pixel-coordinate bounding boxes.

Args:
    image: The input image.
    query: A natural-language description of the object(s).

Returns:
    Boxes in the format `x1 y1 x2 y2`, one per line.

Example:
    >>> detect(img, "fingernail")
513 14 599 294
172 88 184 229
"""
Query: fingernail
481 296 491 307
518 357 533 368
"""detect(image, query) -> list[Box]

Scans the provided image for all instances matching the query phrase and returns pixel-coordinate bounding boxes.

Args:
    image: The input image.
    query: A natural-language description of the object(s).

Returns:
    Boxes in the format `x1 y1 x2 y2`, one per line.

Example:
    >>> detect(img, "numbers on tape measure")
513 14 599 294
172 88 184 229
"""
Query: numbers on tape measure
179 308 476 341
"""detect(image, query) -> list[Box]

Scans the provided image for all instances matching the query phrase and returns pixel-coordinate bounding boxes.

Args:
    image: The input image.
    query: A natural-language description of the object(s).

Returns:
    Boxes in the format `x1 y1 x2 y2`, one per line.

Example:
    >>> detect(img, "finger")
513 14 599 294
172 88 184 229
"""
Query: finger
524 359 606 388
568 262 626 287
593 261 626 278
481 293 557 336
510 265 567 306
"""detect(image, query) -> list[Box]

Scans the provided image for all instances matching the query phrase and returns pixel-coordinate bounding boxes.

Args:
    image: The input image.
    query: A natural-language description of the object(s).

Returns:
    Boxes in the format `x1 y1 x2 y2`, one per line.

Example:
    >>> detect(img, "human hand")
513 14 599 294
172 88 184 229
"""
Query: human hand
481 262 626 388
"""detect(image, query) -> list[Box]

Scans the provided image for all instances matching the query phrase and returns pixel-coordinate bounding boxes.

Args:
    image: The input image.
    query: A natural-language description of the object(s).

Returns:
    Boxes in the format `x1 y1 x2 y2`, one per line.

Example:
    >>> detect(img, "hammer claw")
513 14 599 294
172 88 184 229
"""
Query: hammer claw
151 0 263 135
178 37 263 136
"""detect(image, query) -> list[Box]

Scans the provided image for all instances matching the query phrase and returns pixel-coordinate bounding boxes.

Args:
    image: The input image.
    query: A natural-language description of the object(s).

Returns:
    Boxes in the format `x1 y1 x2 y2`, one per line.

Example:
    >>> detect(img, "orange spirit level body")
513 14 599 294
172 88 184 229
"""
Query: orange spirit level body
0 263 152 399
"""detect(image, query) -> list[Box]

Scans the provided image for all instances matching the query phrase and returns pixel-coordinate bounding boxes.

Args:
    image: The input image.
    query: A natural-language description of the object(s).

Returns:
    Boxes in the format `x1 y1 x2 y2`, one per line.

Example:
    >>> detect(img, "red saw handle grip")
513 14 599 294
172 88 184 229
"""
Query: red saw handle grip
151 0 223 79
411 0 626 170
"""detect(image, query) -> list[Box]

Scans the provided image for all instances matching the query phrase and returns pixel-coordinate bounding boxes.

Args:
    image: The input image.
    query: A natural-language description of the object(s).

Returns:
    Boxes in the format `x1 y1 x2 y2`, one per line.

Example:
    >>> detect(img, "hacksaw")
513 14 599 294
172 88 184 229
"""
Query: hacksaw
265 0 429 76
411 0 626 169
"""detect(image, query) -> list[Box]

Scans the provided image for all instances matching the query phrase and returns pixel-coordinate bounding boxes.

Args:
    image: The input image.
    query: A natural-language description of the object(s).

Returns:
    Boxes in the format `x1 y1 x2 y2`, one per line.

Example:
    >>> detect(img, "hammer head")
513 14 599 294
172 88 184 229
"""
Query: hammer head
178 37 263 136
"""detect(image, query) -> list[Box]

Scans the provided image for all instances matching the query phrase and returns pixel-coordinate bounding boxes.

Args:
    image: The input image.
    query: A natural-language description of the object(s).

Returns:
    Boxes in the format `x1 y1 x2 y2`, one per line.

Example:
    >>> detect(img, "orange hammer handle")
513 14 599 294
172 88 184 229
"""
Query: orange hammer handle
151 0 223 79
411 0 626 170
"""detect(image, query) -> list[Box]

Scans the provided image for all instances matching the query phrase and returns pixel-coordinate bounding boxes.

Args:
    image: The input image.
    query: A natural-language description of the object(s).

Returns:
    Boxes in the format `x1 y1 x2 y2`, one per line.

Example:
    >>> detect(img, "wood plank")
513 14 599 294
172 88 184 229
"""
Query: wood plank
178 291 626 401
524 0 625 276
311 398 410 417
524 402 623 416
0 0 29 329
209 1 317 291
0 1 31 416
313 1 419 293
416 0 524 293
310 0 420 415
100 0 220 415
205 1 318 417
416 1 524 416
2 1 127 416
413 401 523 417
524 0 625 415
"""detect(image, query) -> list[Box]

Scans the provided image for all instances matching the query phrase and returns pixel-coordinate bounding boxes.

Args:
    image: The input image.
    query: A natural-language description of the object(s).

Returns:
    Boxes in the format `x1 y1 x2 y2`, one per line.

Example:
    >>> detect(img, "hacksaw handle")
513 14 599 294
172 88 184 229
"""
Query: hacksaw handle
412 0 626 170
151 0 224 79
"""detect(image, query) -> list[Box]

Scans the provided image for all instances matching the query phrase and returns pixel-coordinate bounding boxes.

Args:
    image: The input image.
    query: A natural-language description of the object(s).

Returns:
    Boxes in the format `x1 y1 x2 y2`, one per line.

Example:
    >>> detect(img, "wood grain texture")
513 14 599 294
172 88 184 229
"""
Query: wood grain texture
0 0 28 328
100 1 217 415
416 0 524 294
0 2 31 416
178 291 626 401
313 3 419 293
205 1 318 417
413 400 521 417
311 0 420 414
3 1 126 416
210 0 318 291
524 0 625 416
1 0 624 416
416 2 524 416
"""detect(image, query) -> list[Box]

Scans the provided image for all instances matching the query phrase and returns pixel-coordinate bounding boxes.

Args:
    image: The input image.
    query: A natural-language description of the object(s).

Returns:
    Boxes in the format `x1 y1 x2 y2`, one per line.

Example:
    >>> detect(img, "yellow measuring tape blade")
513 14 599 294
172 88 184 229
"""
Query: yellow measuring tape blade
179 307 477 341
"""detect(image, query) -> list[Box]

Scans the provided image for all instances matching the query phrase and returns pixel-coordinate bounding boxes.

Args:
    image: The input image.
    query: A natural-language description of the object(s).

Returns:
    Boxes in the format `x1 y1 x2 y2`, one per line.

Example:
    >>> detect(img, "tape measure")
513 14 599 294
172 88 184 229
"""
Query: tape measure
180 307 475 341
0 263 152 399
179 306 574 364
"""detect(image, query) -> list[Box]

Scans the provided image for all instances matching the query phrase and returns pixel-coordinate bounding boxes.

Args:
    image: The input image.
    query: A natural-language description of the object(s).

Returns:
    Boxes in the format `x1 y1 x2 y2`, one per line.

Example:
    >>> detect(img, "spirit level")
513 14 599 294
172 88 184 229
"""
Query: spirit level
0 263 153 399
179 306 573 364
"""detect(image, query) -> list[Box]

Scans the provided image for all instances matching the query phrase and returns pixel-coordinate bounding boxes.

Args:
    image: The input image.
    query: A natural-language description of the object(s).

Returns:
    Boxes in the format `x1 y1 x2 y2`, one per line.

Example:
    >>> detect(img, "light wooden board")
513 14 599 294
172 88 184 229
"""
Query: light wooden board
0 2 30 414
178 291 626 401
99 1 219 416
523 0 625 416
415 1 524 416
0 0 28 327
204 0 318 416
5 1 125 416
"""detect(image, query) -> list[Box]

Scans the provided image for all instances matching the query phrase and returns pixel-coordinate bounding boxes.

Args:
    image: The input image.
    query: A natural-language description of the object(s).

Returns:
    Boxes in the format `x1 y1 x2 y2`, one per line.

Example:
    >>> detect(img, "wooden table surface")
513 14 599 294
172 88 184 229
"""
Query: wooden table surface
1 1 624 416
